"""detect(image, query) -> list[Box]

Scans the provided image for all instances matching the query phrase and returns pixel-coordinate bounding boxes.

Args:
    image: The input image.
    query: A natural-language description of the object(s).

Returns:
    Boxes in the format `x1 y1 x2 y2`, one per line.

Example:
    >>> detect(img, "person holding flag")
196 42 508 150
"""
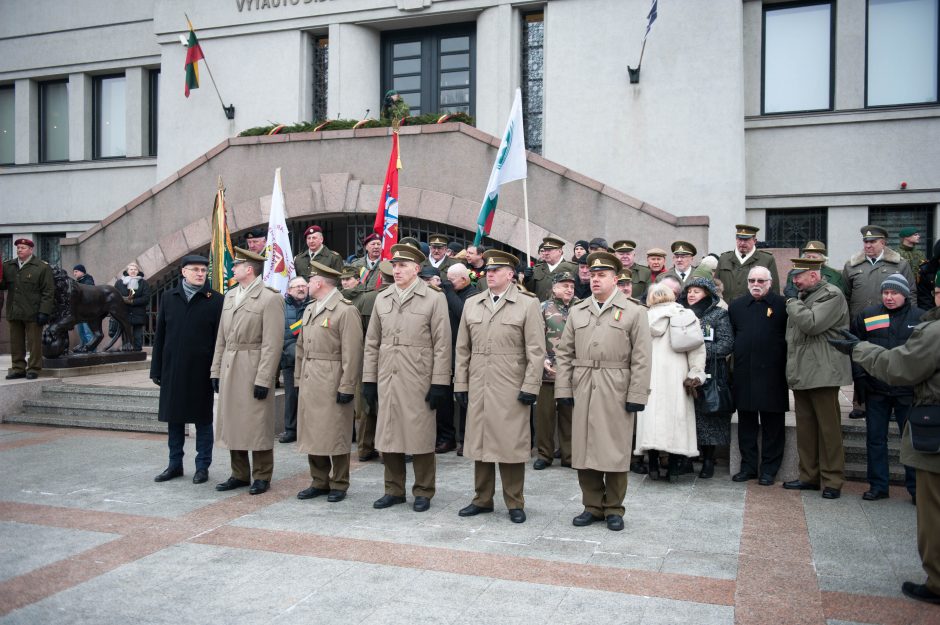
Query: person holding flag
262 168 296 295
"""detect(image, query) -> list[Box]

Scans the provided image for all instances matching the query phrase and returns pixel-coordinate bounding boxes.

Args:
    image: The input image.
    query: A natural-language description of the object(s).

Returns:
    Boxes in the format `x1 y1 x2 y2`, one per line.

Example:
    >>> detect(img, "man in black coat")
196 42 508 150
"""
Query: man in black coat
150 255 224 484
728 266 789 485
443 263 480 455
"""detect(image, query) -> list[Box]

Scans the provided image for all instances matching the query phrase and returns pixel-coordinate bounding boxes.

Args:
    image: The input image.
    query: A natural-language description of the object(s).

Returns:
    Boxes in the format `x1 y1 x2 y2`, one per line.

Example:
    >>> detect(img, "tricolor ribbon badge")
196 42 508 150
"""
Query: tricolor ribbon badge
321 318 330 328
614 309 622 321
290 319 303 336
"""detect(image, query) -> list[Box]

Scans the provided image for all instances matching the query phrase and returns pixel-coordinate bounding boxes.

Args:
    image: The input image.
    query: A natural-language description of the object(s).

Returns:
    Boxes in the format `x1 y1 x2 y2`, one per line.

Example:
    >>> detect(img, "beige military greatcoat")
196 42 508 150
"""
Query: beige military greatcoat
295 289 363 456
555 290 652 472
454 284 546 463
363 278 452 454
211 279 285 450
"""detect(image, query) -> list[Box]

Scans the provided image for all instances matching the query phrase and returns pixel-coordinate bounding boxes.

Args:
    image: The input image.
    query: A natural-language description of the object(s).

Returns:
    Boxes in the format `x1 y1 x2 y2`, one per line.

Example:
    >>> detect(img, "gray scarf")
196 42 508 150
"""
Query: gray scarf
181 280 200 302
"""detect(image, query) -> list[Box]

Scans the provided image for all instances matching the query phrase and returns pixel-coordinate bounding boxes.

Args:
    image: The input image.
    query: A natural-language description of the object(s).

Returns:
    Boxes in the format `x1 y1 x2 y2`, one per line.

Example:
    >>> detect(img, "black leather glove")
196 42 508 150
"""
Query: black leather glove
36 313 49 325
783 279 799 299
522 266 534 281
336 392 354 404
253 385 269 400
625 402 645 413
151 377 161 387
362 382 378 407
556 397 574 407
828 328 860 356
426 384 449 410
454 391 468 409
211 378 220 393
518 391 537 406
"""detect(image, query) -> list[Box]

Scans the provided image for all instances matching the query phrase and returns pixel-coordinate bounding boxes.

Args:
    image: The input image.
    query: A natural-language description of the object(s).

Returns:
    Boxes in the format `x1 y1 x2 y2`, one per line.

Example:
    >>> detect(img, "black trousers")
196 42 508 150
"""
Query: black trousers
737 410 785 477
435 384 455 444
283 367 298 435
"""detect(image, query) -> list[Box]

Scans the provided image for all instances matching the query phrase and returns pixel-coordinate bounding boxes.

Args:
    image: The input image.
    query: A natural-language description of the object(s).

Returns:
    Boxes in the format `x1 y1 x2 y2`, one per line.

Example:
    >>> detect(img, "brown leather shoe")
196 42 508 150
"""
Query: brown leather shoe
435 440 456 454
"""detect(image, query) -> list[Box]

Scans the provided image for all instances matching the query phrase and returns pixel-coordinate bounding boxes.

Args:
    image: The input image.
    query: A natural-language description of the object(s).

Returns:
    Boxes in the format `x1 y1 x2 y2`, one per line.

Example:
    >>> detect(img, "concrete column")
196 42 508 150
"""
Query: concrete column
69 73 92 162
834 2 866 110
828 205 868 268
14 79 37 164
329 23 380 121
742 0 763 117
475 5 517 137
125 67 146 158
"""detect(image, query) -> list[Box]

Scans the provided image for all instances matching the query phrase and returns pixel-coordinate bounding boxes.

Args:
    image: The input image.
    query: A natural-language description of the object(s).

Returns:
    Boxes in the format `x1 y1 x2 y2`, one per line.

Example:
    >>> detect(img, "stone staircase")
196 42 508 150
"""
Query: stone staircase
842 418 907 484
4 384 165 433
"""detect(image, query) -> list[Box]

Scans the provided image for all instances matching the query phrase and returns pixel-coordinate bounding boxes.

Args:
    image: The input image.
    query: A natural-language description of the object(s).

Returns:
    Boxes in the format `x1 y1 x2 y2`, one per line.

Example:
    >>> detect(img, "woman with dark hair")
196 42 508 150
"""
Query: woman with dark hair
683 277 734 478
113 262 152 350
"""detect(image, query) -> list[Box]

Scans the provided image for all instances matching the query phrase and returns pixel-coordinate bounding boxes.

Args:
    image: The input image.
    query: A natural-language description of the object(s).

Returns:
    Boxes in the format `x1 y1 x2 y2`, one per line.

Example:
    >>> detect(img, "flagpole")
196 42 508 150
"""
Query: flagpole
522 179 532 267
185 13 235 119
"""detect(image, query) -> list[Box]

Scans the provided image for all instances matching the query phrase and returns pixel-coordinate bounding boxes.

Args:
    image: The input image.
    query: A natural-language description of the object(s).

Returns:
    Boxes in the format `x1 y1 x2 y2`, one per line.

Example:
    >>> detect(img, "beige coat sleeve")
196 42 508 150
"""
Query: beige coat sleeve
338 305 364 395
453 302 472 391
626 307 652 405
429 291 453 386
209 296 231 378
362 294 384 384
521 297 546 396
553 307 579 399
256 293 285 388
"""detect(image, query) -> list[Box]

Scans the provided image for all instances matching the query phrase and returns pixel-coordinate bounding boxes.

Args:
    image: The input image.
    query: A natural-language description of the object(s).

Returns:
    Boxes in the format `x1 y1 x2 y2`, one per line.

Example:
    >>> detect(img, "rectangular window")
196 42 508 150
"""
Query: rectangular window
765 208 828 249
867 0 939 106
149 69 160 157
521 12 545 154
868 204 935 257
382 24 475 118
0 85 13 165
38 232 65 268
312 36 329 121
40 80 69 162
93 74 126 159
762 2 833 114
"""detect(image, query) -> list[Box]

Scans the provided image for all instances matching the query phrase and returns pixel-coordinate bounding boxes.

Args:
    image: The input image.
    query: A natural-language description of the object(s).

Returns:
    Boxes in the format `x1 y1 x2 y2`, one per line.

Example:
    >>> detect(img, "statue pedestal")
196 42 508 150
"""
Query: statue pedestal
43 351 147 369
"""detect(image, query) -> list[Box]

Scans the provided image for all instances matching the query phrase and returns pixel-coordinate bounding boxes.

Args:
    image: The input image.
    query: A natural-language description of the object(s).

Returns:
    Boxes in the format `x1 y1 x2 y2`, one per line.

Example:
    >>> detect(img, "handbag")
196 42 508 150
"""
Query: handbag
695 354 734 415
669 309 705 353
908 405 940 454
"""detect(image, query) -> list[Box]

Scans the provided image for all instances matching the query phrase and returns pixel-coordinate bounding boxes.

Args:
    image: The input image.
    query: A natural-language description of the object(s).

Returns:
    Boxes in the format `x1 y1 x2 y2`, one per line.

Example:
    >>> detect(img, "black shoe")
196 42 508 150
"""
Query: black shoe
373 494 406 509
848 408 866 419
435 440 456 454
821 487 841 499
5 372 25 380
912 495 917 506
732 471 757 482
698 459 715 479
154 466 183 482
215 477 250 491
533 459 549 470
278 432 296 444
297 486 329 500
357 450 379 462
327 489 347 503
606 515 624 531
783 480 820 491
862 490 889 501
458 503 494 517
413 496 430 512
249 480 270 495
192 469 209 484
572 511 602 527
630 460 649 475
456 443 464 457
508 509 526 523
560 461 572 468
25 372 39 380
901 582 940 604
758 474 774 486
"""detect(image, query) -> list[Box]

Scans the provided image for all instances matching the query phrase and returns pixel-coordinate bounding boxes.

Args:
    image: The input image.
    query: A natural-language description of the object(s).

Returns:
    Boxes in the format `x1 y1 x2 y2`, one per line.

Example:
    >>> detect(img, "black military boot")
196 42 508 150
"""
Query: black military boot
699 445 715 479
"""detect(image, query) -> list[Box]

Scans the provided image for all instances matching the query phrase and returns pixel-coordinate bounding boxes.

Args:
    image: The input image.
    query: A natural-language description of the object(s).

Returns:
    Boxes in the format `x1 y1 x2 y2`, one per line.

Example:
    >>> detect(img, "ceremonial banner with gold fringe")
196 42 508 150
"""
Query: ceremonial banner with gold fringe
209 179 236 293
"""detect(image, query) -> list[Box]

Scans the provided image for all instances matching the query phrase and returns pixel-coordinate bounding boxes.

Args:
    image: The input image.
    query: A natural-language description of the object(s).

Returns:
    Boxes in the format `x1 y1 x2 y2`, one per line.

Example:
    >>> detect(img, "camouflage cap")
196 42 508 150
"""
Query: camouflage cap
552 271 576 284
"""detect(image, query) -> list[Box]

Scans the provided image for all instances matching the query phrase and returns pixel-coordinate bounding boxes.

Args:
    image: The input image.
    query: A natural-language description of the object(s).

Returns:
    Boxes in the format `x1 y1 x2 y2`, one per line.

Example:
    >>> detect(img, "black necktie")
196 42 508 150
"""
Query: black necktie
492 295 500 305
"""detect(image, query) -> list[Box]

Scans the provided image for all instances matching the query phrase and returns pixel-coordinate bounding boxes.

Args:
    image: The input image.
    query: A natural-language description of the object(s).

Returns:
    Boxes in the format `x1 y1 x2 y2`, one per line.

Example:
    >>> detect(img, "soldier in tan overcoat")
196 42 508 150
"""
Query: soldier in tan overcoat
295 262 363 503
555 252 652 532
210 248 285 495
362 244 452 512
453 250 545 524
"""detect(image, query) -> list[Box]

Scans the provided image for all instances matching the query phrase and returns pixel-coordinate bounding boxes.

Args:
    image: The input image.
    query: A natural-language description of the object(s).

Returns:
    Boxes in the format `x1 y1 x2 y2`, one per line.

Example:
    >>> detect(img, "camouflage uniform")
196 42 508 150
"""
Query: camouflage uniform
534 295 578 465
899 246 926 281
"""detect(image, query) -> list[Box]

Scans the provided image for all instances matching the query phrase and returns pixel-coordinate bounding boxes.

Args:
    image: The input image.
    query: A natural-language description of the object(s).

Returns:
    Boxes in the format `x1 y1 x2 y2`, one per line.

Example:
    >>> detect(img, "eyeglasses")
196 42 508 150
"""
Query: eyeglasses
747 279 769 284
184 267 208 274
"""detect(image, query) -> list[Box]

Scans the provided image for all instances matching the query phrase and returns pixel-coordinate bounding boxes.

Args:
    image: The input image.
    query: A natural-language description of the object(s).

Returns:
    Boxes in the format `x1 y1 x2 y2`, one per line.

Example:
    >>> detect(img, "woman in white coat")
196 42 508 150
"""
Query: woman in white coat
635 283 707 482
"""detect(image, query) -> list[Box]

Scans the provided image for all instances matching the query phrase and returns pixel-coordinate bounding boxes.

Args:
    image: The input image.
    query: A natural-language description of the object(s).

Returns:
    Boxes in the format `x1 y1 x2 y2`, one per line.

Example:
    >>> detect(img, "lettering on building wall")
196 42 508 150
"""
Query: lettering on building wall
236 0 335 12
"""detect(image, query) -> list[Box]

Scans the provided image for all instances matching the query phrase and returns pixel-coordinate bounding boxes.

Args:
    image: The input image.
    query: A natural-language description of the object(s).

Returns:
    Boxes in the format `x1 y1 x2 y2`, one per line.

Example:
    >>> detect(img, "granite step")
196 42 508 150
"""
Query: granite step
3 412 167 433
45 385 161 399
20 398 159 421
845 461 907 484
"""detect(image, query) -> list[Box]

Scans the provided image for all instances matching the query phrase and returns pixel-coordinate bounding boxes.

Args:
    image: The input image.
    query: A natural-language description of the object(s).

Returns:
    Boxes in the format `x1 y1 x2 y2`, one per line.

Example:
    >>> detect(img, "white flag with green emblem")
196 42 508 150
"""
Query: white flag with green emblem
473 88 527 245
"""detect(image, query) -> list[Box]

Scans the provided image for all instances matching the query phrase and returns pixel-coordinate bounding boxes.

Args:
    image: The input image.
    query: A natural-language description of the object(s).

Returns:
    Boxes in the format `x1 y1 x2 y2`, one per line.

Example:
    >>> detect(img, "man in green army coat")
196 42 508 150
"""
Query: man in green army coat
716 224 780 303
524 236 578 301
421 234 458 275
1 238 54 379
783 241 845 297
350 233 384 290
293 225 344 278
898 227 926 276
611 240 651 301
662 241 697 288
830 280 940 605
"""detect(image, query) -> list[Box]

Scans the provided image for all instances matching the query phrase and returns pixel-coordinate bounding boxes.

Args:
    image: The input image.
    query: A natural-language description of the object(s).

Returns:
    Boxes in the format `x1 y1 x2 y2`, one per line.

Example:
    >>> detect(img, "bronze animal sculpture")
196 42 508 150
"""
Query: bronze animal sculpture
42 267 136 358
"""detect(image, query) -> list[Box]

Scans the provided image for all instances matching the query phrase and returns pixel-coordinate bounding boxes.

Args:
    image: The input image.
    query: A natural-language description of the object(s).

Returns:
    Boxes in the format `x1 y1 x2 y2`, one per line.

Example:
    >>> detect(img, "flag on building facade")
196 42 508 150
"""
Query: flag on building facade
373 132 401 261
209 181 235 293
262 168 296 295
473 88 527 246
645 0 658 39
184 20 205 97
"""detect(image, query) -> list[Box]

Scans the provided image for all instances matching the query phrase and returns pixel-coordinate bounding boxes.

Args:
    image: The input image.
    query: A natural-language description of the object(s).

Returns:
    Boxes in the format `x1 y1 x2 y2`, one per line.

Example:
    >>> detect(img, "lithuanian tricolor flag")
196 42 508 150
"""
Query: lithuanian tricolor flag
863 313 890 331
184 20 205 98
209 180 236 293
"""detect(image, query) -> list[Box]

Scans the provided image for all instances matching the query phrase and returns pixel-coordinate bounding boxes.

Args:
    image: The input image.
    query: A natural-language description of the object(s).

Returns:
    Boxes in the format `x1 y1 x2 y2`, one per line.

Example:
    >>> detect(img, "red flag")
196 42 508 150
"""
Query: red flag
373 133 401 261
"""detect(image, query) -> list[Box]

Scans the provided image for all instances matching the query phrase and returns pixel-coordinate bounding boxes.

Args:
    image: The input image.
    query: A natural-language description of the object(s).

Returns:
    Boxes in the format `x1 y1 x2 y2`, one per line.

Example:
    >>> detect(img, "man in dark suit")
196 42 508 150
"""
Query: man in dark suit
728 265 789 485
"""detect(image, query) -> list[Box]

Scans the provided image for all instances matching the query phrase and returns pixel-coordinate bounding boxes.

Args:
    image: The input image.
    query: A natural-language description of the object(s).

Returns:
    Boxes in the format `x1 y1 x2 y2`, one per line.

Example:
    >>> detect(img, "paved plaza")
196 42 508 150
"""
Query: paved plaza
0 374 937 625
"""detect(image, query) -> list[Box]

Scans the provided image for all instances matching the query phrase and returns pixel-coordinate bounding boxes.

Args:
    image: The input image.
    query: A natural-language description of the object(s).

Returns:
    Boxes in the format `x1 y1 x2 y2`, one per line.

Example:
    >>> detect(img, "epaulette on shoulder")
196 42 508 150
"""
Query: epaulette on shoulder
340 297 352 305
518 289 536 297
428 284 442 292
265 285 280 294
627 297 646 307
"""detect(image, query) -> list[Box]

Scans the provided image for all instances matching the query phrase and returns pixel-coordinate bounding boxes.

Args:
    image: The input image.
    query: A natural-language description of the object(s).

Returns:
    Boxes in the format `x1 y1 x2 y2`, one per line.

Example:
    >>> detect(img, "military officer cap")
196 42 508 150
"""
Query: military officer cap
735 224 760 239
179 254 209 269
378 260 394 279
899 226 919 238
339 265 359 280
801 240 827 255
617 270 633 284
671 241 697 256
541 236 565 250
860 225 888 241
244 228 266 240
587 251 623 274
232 247 266 264
552 271 576 284
483 249 520 269
390 243 426 264
13 238 34 248
303 225 323 238
790 257 825 274
398 236 421 249
308 261 341 279
612 240 637 252
646 247 667 258
428 233 449 247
